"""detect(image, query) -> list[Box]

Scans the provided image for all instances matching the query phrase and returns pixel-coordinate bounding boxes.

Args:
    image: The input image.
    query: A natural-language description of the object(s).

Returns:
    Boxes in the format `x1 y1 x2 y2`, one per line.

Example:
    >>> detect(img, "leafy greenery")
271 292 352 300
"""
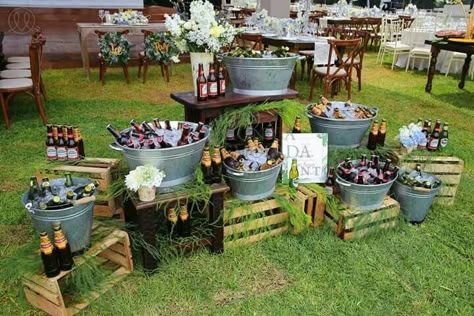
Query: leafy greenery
144 31 181 64
98 32 134 65
227 46 295 58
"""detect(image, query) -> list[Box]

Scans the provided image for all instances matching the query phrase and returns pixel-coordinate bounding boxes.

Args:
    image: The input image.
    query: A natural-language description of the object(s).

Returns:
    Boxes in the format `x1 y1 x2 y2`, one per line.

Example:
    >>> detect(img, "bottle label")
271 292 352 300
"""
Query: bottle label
226 128 235 140
245 126 253 137
54 234 68 250
199 83 208 97
208 82 218 95
289 178 299 189
40 243 54 255
428 138 439 150
46 146 57 160
219 80 226 93
440 138 448 148
67 147 79 160
264 128 273 140
57 147 67 160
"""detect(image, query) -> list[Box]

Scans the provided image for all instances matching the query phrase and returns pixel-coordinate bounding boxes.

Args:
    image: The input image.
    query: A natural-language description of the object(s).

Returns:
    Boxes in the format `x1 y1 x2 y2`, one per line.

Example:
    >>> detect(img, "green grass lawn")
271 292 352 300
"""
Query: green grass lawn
0 53 473 315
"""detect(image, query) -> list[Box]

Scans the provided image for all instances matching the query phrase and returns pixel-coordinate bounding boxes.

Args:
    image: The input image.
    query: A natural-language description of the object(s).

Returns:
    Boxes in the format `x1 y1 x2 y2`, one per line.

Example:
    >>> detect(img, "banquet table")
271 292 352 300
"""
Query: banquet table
77 23 166 79
318 17 351 28
425 39 474 92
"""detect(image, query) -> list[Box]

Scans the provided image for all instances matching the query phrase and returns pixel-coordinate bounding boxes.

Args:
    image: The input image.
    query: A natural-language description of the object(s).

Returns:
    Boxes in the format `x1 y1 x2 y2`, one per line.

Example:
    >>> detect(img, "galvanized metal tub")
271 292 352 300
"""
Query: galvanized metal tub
109 121 209 190
335 160 397 211
306 103 378 149
224 163 282 201
221 53 298 96
391 178 441 223
22 177 94 253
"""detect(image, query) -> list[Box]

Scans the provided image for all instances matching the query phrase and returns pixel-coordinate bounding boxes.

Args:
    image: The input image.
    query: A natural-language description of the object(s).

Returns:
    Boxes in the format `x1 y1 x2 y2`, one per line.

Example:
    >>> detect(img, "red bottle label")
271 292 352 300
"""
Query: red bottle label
219 80 226 93
427 138 439 150
46 146 57 160
57 147 67 160
67 147 79 160
264 128 273 140
208 82 218 95
199 83 208 97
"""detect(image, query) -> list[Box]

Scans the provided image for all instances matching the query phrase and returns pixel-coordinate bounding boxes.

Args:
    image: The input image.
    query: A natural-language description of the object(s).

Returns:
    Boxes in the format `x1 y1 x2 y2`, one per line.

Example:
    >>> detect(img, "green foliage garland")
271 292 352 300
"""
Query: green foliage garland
144 31 181 64
98 32 134 65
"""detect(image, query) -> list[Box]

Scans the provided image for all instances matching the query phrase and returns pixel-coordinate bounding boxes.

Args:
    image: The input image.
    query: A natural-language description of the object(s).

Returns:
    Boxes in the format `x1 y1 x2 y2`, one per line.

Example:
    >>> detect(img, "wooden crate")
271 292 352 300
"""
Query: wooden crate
23 223 133 316
223 197 290 249
398 156 464 206
45 158 123 218
294 185 326 227
324 196 400 241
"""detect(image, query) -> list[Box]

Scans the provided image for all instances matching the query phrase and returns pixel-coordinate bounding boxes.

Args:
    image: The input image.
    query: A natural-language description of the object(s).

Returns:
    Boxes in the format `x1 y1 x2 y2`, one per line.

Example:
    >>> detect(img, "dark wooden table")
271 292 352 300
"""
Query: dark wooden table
425 39 474 92
128 183 230 273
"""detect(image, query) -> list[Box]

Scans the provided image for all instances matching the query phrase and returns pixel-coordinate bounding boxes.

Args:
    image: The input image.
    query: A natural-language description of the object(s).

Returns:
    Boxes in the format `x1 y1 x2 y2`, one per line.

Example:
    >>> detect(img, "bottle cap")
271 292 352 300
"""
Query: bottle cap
40 231 48 237
52 223 61 230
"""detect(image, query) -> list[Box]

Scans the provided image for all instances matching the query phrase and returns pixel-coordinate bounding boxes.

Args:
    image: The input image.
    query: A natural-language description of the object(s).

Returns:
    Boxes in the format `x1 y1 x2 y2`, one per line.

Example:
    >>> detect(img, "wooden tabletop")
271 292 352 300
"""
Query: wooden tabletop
426 39 474 53
170 89 299 110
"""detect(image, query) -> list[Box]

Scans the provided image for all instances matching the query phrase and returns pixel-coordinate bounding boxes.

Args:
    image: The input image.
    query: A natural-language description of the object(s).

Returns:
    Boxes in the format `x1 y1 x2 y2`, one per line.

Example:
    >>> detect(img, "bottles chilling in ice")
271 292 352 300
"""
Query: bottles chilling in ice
336 155 398 185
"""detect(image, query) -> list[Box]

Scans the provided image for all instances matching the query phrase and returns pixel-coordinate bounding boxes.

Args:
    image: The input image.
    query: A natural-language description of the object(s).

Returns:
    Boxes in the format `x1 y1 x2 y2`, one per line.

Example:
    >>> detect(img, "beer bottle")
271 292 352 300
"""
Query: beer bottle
201 145 213 184
41 177 52 194
165 120 172 131
39 232 60 278
56 126 67 161
421 120 429 138
371 155 380 170
377 119 387 147
46 124 57 161
259 159 275 171
427 119 432 134
288 159 299 189
28 176 40 201
195 121 204 133
244 125 254 140
357 174 365 185
220 148 239 169
325 167 335 195
367 120 379 150
439 123 448 150
64 172 74 187
66 126 79 161
177 205 191 237
177 122 184 130
263 122 274 148
217 62 226 97
226 127 237 151
153 118 163 130
333 108 344 119
142 121 157 136
382 159 392 174
292 116 302 133
52 125 59 143
72 127 85 158
197 63 208 101
156 134 173 148
52 223 74 271
167 208 178 235
267 139 280 160
427 120 441 151
177 123 191 146
211 147 222 183
106 124 128 146
129 119 143 134
360 154 368 167
207 63 218 99
66 191 75 202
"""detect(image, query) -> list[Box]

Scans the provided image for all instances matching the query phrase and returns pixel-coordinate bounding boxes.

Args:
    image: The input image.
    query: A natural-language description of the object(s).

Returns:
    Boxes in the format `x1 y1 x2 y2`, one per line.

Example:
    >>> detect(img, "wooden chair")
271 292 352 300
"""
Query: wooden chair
0 32 5 70
137 30 171 84
95 30 131 85
0 40 47 129
6 27 42 64
309 38 361 101
343 31 370 91
299 50 314 80
399 15 415 29
235 33 264 50
366 17 382 48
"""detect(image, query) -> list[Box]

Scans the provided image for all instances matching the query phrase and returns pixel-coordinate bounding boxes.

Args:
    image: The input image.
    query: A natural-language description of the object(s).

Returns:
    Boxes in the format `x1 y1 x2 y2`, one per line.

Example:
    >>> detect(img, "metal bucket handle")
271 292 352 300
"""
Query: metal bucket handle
109 143 124 152
226 170 245 177
336 178 351 187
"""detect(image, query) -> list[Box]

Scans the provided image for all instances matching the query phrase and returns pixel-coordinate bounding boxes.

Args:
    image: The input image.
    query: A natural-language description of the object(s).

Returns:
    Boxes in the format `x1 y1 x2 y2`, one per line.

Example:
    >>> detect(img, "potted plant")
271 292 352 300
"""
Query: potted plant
125 165 166 202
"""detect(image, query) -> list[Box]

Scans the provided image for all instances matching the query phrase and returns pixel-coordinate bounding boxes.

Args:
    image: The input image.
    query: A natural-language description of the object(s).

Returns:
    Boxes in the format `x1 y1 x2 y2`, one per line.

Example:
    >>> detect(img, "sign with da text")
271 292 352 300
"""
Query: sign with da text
281 133 328 183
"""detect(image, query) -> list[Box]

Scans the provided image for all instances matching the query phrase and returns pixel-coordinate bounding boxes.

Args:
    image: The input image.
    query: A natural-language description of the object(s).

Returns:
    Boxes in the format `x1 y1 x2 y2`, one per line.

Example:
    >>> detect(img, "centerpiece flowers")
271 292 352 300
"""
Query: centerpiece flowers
165 0 236 95
112 10 148 25
396 123 427 154
125 165 166 202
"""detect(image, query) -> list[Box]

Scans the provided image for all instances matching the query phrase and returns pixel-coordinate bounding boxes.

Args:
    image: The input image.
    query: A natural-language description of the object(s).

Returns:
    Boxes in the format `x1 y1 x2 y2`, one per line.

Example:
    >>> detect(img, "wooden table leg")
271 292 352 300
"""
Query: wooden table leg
458 54 472 89
78 30 91 80
425 45 440 93
137 206 158 273
209 190 225 254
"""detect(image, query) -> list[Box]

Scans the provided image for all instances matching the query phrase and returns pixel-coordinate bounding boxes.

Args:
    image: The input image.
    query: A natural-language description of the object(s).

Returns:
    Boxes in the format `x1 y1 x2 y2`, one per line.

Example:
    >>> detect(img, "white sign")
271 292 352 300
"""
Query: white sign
281 133 328 184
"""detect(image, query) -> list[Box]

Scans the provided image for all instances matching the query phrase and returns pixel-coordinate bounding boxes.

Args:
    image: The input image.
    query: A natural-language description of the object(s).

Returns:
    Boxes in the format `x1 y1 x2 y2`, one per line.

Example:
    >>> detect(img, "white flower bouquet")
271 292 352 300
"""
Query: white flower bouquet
125 165 166 191
165 0 236 53
112 10 148 25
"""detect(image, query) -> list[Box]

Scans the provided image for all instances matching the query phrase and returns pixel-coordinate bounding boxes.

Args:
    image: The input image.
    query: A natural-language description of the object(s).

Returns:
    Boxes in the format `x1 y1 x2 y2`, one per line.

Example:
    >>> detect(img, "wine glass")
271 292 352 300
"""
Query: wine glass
99 10 105 24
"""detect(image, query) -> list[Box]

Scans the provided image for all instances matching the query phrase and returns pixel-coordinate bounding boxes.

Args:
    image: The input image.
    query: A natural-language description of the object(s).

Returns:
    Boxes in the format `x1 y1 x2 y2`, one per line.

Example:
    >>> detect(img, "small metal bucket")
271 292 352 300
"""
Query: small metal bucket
224 163 282 201
221 54 298 96
335 161 397 211
109 121 209 190
391 179 441 223
22 177 94 253
306 103 378 149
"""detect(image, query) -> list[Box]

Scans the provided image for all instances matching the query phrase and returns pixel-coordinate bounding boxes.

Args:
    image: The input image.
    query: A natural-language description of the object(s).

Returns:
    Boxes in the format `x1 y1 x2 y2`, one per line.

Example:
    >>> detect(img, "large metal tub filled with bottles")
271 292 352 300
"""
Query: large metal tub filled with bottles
108 119 210 191
307 97 379 149
22 173 97 253
219 123 283 201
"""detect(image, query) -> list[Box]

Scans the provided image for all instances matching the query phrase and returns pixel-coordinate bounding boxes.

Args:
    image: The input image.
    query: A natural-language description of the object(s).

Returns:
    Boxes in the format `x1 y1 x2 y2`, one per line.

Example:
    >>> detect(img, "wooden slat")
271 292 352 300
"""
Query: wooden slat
97 249 129 269
224 212 289 236
324 215 338 231
80 158 121 167
298 186 314 217
23 280 62 306
343 220 398 240
24 287 65 316
294 191 307 215
224 226 289 249
434 197 454 205
224 199 281 222
25 274 59 294
400 162 463 174
345 206 400 230
47 165 110 179
401 156 463 164
434 174 463 185
342 196 399 217
313 198 326 227
437 186 457 197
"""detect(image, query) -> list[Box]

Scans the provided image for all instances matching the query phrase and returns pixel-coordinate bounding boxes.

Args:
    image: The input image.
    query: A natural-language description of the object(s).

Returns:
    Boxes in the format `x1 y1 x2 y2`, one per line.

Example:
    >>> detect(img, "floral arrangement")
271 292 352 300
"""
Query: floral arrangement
125 165 166 191
404 3 418 15
227 46 293 58
112 10 148 25
396 123 427 151
145 31 181 64
98 32 134 65
165 0 236 53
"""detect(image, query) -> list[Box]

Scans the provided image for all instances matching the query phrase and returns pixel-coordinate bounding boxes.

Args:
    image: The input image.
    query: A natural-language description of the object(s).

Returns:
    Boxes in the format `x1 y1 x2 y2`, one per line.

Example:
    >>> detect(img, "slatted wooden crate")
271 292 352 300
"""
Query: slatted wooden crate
295 185 326 227
45 158 123 219
398 156 464 206
324 196 400 241
23 223 133 316
223 197 290 250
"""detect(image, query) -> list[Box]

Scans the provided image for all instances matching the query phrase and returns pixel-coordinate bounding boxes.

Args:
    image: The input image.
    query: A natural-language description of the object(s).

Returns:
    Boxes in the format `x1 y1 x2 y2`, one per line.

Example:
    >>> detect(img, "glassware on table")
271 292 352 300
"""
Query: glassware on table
105 11 112 24
99 10 105 24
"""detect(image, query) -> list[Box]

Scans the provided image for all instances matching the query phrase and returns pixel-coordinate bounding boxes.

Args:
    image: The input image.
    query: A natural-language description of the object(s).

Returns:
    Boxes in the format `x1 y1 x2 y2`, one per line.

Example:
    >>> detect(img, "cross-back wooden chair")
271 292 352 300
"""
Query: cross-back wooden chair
399 15 415 29
366 17 382 48
342 30 370 91
350 17 366 32
0 32 5 70
95 30 131 85
309 38 361 101
235 33 264 50
0 40 47 129
137 30 172 84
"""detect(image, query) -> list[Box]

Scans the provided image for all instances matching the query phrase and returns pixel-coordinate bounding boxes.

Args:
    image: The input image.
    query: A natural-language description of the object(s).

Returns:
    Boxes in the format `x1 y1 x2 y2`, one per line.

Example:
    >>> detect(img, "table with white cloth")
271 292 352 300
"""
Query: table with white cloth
77 23 166 79
395 29 463 74
318 17 351 29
